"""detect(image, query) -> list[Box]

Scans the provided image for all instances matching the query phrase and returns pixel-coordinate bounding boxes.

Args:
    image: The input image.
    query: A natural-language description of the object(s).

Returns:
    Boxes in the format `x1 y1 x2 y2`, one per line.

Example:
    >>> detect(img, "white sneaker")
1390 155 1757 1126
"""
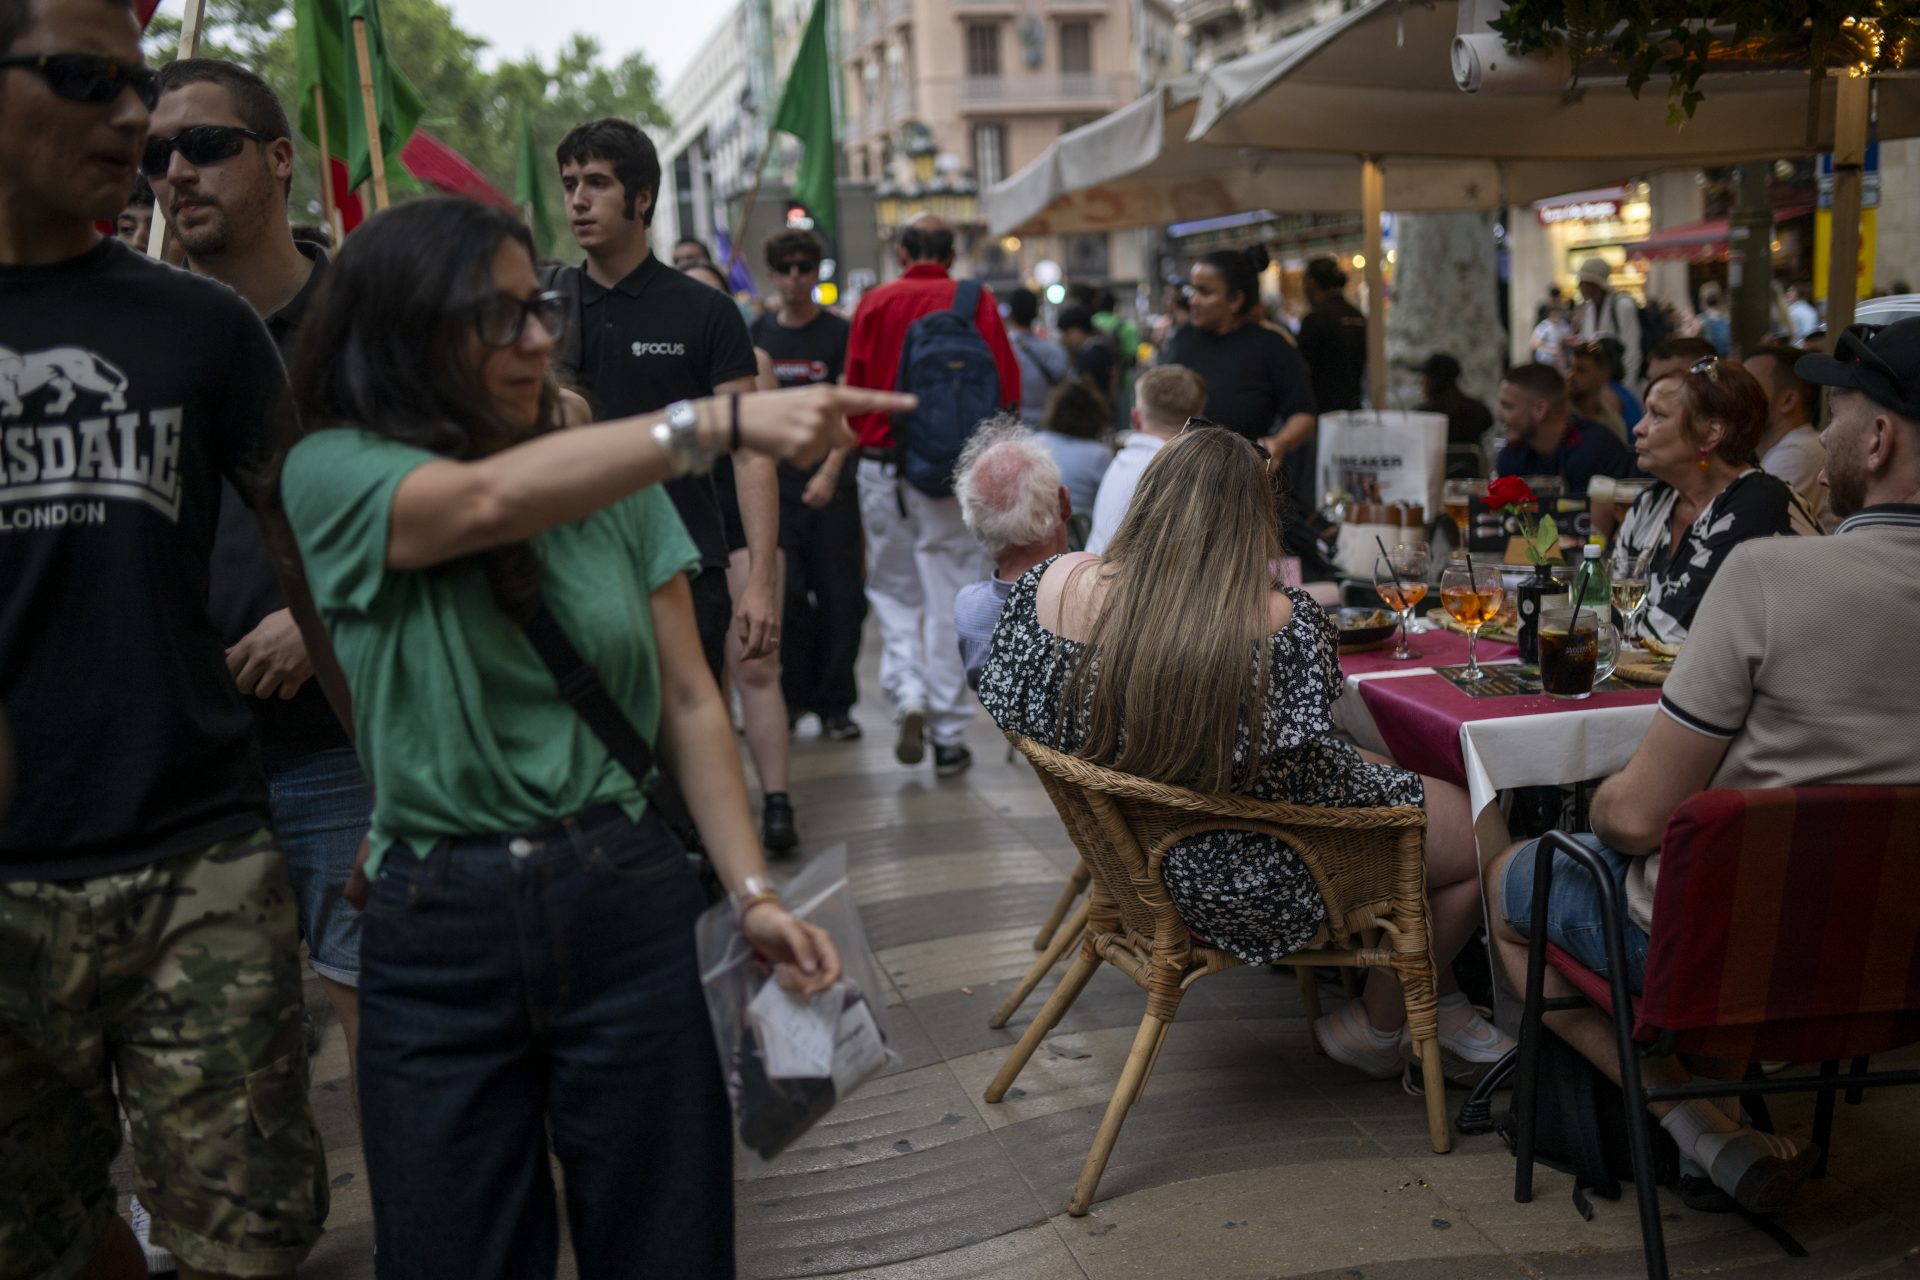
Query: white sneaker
128 1196 177 1274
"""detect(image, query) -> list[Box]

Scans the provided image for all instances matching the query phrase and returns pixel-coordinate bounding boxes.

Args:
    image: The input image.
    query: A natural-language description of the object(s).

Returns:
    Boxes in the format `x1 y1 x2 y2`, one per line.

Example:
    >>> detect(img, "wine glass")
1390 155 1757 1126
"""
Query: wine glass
1608 545 1654 643
1440 559 1507 681
1373 543 1430 661
1442 479 1486 549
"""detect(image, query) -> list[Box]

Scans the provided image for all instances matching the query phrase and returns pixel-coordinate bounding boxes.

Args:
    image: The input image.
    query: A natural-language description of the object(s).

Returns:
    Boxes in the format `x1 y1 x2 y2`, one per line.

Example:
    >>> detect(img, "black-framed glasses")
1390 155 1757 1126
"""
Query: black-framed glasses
0 52 158 109
142 124 276 177
1839 323 1913 400
773 258 819 276
1179 415 1220 433
1181 415 1271 469
474 290 567 348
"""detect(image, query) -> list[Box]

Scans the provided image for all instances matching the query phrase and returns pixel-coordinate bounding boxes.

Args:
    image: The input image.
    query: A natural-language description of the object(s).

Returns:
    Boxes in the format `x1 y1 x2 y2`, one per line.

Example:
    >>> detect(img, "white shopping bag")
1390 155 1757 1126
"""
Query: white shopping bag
1316 410 1448 518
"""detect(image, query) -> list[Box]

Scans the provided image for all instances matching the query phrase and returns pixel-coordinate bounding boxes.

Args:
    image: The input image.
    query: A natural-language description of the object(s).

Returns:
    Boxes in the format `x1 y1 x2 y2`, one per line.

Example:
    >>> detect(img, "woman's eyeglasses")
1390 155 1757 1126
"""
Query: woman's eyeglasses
141 124 275 177
475 291 568 348
0 52 159 109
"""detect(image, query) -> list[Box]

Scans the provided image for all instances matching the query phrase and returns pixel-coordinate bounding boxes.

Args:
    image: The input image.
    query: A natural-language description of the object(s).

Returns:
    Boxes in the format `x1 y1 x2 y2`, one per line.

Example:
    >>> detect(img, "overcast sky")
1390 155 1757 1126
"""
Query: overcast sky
154 0 724 87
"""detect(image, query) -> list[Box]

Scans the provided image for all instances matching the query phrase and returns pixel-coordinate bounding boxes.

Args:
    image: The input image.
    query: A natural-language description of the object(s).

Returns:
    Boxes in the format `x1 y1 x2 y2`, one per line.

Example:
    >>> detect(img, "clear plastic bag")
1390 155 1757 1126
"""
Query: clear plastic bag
695 844 897 1163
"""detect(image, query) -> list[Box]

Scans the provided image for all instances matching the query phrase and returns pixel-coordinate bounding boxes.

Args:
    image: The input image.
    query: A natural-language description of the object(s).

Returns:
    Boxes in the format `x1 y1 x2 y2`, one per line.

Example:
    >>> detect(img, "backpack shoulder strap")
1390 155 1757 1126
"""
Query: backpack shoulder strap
951 278 983 321
522 605 657 795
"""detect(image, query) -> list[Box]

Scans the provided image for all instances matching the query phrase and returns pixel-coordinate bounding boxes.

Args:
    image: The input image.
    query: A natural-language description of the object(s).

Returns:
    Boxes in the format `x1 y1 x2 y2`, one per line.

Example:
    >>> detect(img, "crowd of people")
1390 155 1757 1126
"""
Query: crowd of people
4 0 1917 1274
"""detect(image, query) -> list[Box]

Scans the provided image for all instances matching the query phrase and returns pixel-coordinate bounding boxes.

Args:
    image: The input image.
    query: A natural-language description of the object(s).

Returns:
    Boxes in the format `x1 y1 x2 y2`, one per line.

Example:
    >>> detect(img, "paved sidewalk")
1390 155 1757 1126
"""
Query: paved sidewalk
186 668 1920 1278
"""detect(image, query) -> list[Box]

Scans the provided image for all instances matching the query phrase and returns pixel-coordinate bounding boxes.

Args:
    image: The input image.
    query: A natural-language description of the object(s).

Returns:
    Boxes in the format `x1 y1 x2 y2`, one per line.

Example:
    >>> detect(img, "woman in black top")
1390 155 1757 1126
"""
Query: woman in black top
1159 249 1318 507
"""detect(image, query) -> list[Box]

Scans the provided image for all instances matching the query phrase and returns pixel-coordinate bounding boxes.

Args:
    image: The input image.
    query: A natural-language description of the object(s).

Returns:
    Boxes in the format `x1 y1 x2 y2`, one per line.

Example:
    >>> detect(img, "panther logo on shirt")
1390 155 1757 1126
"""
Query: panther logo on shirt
0 345 129 417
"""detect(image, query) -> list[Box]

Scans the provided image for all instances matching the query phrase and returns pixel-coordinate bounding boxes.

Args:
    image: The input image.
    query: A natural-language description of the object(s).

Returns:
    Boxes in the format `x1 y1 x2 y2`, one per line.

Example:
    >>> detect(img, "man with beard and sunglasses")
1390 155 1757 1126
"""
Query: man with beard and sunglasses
0 1 329 1276
148 53 371 1135
1484 321 1920 1217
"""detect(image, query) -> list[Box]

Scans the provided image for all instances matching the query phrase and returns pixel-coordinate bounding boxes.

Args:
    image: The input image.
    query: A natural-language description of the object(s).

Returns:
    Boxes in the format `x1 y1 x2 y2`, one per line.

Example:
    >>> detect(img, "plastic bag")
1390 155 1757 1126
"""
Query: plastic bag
695 844 897 1163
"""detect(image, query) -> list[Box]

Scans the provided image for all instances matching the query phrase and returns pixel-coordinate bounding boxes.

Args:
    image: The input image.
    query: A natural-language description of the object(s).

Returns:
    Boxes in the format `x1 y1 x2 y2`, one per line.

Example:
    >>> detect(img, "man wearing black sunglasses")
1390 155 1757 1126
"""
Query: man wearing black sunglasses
151 54 375 1142
0 1 328 1275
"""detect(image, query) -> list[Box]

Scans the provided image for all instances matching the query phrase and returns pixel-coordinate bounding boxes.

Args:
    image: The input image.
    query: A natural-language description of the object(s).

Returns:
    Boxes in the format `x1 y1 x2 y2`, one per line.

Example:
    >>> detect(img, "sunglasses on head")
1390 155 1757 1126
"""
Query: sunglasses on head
141 124 276 177
773 259 819 276
1688 355 1725 381
1181 416 1272 468
474 290 568 348
0 51 158 109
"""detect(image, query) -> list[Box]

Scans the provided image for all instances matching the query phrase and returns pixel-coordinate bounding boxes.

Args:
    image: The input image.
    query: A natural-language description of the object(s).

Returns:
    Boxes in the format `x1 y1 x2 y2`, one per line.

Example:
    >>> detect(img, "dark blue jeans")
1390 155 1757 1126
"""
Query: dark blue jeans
357 806 734 1280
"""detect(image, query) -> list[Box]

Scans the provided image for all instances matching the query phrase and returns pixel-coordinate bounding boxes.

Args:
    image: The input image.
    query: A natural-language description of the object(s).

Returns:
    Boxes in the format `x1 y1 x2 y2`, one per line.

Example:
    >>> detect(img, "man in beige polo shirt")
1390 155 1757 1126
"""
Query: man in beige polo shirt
1484 316 1920 1216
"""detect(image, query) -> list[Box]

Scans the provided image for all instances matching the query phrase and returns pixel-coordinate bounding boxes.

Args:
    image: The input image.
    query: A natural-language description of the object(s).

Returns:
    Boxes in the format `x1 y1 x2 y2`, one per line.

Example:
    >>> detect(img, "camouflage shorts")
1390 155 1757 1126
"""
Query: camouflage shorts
0 831 328 1279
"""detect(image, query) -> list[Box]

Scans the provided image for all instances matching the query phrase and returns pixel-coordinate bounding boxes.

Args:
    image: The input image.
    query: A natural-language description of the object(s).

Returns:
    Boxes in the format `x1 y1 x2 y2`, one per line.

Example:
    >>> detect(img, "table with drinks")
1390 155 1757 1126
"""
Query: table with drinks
1346 495 1667 878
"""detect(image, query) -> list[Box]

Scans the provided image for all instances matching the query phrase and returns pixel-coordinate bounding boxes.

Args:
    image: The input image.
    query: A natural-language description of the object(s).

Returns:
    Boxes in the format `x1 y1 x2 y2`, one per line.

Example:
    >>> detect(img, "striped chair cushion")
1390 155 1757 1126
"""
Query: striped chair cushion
1548 787 1920 1063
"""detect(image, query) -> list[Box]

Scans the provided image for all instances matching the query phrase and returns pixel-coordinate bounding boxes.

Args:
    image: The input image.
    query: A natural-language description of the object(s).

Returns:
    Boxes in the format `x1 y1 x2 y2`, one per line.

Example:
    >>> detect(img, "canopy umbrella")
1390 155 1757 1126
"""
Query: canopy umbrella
985 77 1513 237
1188 0 1920 384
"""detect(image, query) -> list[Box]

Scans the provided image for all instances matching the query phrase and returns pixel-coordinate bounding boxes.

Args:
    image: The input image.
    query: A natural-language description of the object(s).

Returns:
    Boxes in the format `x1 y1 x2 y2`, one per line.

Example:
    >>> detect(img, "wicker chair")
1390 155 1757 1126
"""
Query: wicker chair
987 735 1451 1216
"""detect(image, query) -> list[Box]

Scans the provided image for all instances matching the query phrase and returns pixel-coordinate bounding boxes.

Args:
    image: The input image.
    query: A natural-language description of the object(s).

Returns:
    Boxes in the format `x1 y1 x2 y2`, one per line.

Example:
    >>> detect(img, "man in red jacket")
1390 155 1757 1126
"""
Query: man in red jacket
845 215 1021 777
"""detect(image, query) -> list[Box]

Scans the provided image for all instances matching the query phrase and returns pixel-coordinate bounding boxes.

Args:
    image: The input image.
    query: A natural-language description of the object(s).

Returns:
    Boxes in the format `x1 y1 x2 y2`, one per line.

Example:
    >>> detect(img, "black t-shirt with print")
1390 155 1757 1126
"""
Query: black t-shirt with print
566 254 758 569
207 242 345 760
1 238 280 878
752 308 851 505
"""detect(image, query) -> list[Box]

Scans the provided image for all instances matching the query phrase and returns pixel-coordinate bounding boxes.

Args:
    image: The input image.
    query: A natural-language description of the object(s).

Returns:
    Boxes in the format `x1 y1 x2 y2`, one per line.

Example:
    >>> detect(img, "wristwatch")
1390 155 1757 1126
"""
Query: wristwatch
733 873 782 923
651 399 714 477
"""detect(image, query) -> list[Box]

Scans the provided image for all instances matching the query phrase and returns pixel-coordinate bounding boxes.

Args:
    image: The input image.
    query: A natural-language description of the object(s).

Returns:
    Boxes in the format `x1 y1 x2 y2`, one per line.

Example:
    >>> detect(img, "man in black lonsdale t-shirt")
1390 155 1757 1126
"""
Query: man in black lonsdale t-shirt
552 118 776 682
149 58 371 1112
0 0 327 1272
750 228 865 742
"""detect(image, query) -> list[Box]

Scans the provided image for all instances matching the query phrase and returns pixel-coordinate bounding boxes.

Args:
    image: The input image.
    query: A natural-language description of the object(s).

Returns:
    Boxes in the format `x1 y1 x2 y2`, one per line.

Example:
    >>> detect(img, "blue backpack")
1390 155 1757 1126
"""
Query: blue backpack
892 279 1002 497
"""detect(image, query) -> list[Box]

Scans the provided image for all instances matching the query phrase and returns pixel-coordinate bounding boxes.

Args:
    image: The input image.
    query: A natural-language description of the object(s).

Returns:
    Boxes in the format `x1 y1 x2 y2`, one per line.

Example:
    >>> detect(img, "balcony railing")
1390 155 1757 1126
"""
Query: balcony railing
1042 0 1110 10
955 71 1128 109
952 0 1020 10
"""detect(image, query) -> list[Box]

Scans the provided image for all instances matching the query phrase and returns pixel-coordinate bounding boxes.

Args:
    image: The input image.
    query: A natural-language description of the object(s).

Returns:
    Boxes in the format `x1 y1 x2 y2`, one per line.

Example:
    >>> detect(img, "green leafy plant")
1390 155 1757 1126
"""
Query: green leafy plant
1487 475 1561 565
1490 2 1920 124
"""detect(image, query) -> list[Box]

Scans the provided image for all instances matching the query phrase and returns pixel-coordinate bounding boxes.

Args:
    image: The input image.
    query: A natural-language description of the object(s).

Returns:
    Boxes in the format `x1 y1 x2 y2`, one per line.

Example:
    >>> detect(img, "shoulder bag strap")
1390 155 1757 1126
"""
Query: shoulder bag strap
521 604 658 796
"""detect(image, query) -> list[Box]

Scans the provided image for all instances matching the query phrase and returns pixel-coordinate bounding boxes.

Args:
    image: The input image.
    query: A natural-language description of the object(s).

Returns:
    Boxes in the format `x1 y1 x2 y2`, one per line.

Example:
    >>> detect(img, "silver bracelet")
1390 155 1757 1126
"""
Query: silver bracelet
651 400 716 477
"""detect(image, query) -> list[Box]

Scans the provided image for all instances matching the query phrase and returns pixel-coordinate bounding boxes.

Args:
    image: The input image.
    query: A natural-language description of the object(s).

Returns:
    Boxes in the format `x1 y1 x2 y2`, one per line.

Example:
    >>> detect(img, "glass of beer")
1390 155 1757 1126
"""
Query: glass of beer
1442 479 1486 548
1537 607 1620 700
1439 558 1506 681
1373 542 1430 661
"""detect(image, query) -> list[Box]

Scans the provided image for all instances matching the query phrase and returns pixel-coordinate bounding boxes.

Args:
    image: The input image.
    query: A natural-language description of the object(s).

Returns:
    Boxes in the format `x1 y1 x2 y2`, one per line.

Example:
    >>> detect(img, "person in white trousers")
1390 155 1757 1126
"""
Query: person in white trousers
841 216 1024 777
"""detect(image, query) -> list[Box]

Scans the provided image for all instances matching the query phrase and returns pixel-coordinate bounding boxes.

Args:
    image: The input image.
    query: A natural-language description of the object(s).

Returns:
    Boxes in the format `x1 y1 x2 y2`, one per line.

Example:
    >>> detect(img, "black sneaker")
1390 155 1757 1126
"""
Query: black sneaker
821 711 863 741
762 793 799 856
933 743 973 778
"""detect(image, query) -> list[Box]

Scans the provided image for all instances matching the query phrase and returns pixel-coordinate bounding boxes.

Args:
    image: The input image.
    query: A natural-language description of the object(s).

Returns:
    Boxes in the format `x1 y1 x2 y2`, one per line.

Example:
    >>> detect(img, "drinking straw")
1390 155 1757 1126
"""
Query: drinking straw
1571 560 1593 636
1374 535 1410 609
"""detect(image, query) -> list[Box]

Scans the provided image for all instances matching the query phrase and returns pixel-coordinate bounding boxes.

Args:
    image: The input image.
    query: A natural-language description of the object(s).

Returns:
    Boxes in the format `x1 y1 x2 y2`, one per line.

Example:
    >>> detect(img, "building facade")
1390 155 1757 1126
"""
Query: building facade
656 10 761 257
838 0 1181 289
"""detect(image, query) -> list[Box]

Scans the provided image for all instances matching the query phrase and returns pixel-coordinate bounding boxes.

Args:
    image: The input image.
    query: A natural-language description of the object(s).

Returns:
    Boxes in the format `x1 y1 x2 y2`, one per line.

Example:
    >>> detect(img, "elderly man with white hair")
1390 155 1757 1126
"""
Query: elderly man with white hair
953 419 1071 691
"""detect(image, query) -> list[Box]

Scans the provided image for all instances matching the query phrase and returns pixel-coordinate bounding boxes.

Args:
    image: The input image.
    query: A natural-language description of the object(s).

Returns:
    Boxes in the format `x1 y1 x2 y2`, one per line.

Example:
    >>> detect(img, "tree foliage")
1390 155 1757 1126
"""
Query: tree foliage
1491 1 1920 123
146 0 667 255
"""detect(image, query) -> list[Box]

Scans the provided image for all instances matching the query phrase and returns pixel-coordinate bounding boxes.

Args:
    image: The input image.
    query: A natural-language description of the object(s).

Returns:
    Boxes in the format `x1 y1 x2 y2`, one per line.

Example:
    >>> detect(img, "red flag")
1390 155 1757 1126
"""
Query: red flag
400 131 515 211
329 158 364 234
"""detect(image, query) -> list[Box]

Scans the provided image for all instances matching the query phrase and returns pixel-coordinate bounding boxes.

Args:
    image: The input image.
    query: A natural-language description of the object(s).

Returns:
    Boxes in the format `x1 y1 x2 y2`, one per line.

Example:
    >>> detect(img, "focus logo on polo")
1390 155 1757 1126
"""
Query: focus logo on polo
631 341 687 357
0 346 185 526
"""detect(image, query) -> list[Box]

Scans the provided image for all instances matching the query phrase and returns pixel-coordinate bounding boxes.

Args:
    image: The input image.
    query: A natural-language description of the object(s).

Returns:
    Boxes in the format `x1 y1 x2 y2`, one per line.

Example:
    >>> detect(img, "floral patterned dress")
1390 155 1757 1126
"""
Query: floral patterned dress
977 556 1424 965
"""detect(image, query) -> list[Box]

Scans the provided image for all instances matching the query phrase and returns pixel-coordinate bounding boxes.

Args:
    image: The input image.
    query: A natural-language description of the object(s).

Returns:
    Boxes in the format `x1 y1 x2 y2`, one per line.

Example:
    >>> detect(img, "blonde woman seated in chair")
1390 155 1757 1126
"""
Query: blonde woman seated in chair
976 426 1511 1081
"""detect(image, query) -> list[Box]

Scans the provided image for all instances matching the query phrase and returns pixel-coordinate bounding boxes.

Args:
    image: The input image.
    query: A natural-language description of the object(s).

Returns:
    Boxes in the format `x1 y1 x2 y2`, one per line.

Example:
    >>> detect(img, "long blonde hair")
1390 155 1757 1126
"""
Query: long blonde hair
1064 427 1282 793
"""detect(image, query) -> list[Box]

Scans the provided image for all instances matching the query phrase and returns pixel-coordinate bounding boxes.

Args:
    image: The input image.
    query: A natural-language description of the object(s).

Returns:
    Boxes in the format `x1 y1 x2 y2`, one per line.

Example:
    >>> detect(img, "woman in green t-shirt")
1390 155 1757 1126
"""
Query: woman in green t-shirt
277 197 912 1279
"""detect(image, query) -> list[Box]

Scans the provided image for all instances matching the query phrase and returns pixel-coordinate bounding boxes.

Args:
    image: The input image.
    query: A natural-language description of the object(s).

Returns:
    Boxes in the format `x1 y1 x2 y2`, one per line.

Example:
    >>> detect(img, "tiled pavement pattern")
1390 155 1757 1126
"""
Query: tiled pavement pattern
130 660 1920 1278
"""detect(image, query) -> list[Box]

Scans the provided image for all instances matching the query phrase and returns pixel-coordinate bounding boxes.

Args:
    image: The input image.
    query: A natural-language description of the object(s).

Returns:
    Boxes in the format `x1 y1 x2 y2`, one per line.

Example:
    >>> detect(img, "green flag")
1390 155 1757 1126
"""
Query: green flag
514 102 556 254
292 0 349 157
769 0 837 241
341 0 424 190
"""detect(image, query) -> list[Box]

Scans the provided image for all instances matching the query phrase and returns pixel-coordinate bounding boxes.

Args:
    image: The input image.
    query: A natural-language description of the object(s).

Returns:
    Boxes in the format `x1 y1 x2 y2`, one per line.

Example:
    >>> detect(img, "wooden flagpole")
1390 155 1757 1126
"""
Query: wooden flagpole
146 0 208 259
726 143 775 281
314 86 345 242
351 16 391 211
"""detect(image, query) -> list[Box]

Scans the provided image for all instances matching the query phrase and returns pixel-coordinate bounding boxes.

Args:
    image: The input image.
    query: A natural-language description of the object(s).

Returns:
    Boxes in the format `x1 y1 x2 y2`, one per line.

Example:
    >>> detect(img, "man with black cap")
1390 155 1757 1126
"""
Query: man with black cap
1482 319 1920 1218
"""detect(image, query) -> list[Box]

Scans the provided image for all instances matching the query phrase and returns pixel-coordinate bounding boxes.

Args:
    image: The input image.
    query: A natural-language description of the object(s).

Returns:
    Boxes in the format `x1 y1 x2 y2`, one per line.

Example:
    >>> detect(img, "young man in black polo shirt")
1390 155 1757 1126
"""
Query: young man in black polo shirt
552 118 778 682
751 227 864 743
149 58 370 1130
0 0 328 1272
